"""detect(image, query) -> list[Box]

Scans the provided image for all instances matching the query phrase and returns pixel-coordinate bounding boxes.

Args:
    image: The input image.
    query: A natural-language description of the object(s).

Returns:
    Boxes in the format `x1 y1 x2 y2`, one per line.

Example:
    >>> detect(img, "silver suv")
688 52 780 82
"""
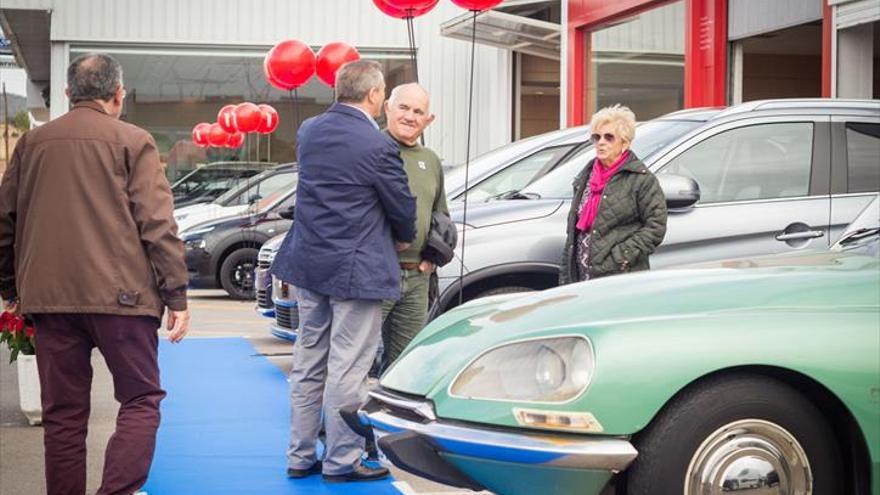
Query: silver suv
432 99 880 316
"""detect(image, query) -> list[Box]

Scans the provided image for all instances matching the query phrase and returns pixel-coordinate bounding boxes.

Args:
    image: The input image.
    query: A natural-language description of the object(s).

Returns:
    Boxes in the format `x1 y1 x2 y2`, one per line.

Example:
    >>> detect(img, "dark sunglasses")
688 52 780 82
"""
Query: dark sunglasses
590 133 616 144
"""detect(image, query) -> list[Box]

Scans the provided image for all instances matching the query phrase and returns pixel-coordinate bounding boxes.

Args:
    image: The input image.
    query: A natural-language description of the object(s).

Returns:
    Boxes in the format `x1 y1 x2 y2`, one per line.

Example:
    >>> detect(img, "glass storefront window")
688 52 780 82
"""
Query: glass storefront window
70 47 413 182
588 0 685 120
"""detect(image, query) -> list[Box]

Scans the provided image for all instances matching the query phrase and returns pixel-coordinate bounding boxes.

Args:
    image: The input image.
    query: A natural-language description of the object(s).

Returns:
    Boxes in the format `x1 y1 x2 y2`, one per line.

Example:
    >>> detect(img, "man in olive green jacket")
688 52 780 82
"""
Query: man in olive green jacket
379 83 448 368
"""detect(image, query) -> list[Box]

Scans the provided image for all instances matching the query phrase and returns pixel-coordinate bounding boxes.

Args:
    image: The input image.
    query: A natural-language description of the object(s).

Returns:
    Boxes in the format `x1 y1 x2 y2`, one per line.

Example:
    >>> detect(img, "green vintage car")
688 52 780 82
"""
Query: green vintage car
357 200 880 495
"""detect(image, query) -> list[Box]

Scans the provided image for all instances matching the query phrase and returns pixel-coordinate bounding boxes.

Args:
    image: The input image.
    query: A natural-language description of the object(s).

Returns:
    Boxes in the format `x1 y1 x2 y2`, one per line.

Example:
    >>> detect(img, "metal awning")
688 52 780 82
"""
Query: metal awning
440 9 561 60
0 9 50 84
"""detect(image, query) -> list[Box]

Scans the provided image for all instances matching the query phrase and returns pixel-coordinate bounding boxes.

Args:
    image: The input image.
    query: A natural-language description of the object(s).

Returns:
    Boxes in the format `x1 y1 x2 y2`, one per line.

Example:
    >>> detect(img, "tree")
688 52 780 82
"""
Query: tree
11 110 30 132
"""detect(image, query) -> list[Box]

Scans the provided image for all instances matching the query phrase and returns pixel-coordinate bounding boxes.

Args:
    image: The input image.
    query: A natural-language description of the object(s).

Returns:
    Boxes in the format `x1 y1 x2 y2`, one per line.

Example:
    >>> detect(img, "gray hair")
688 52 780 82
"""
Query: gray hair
590 104 637 143
67 53 123 103
335 60 384 104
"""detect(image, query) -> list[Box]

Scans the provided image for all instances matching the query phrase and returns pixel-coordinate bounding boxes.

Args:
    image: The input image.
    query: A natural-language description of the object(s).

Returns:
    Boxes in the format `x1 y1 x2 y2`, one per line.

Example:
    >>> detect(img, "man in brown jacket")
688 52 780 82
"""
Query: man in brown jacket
0 53 190 495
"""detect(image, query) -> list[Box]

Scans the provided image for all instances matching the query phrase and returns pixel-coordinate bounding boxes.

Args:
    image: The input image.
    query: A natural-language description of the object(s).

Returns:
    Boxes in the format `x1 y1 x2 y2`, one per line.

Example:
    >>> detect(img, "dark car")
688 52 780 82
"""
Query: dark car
171 161 272 207
180 170 297 299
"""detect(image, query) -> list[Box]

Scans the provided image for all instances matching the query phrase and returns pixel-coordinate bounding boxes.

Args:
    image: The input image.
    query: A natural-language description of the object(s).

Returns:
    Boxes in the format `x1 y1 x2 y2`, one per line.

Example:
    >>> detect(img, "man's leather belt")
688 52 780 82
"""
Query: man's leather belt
400 262 420 271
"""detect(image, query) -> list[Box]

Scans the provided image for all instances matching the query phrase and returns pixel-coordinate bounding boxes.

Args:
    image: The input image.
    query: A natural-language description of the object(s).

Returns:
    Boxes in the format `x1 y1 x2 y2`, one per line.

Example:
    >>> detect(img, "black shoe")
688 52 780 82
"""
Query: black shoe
287 461 322 478
323 463 389 483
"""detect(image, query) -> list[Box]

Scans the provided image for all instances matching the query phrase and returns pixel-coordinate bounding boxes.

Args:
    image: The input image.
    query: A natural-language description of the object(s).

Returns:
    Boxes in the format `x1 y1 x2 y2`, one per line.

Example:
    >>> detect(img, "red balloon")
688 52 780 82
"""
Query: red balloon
192 122 211 147
265 40 316 91
234 102 262 133
372 0 437 18
207 123 229 147
257 104 279 134
315 42 361 88
217 104 238 133
226 131 245 149
263 57 293 91
450 0 502 11
385 0 436 10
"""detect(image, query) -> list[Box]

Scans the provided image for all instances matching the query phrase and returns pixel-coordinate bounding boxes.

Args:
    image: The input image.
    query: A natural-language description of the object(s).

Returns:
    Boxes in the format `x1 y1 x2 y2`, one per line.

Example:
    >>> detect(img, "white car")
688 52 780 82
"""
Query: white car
174 164 296 234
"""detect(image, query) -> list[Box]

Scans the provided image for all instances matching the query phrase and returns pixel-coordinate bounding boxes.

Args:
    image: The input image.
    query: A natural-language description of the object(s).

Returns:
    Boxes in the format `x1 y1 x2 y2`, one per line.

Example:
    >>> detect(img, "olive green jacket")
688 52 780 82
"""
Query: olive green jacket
560 152 667 283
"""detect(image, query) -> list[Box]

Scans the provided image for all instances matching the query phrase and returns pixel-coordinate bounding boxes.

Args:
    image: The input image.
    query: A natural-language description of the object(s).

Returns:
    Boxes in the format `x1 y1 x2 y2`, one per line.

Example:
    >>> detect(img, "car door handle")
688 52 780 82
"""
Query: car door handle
775 230 824 241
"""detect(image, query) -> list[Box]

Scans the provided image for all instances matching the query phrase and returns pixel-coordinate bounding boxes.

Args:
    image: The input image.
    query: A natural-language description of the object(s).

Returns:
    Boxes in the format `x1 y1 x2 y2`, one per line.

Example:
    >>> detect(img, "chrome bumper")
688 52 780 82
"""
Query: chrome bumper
361 389 638 472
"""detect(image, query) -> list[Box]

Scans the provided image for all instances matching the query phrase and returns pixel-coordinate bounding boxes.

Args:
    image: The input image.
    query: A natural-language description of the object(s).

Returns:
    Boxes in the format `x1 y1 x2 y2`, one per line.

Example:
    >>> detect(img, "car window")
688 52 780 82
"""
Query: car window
660 123 813 204
845 123 880 194
522 119 703 199
453 144 575 201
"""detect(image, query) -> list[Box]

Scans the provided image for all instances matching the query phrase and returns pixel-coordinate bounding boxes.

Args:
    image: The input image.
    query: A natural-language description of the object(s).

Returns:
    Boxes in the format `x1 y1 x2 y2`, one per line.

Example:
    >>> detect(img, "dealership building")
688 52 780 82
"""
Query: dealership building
1 0 877 178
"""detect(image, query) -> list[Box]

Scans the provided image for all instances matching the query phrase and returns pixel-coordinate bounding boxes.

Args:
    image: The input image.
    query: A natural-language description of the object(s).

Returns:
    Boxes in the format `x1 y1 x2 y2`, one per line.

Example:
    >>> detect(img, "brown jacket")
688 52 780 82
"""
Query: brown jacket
0 101 187 318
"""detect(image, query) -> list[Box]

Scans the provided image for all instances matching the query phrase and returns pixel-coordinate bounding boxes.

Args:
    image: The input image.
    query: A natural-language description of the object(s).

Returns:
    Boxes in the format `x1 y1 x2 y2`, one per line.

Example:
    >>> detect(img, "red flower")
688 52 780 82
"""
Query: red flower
25 326 34 338
0 311 11 327
12 317 24 335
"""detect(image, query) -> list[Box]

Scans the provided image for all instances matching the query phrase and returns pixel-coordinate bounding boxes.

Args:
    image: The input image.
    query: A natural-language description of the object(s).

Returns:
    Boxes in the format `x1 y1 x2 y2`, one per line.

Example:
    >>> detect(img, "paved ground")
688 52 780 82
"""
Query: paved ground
0 290 476 495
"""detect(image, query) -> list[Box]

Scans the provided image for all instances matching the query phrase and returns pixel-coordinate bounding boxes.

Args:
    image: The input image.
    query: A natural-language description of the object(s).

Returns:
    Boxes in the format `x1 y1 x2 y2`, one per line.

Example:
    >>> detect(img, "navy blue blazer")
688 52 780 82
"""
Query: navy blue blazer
270 103 416 301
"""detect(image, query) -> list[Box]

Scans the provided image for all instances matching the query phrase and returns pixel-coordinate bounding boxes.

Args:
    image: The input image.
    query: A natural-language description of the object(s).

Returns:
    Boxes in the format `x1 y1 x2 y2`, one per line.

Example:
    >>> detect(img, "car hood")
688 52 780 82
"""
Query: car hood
449 199 564 229
380 249 880 397
177 204 250 234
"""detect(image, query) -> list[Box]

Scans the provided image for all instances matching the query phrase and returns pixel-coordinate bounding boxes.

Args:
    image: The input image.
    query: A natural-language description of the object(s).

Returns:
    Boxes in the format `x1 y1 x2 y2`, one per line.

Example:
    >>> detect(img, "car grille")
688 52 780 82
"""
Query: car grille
256 288 272 309
275 304 299 330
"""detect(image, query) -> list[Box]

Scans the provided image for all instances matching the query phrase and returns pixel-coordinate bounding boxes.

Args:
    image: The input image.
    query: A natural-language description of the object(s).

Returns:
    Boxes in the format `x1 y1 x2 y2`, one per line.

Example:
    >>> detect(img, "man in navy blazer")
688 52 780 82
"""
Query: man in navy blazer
271 60 416 482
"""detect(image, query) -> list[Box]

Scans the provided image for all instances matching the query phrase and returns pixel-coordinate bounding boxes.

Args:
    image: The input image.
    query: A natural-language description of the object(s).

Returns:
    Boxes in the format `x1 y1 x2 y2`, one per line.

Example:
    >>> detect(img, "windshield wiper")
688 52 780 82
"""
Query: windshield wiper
838 227 880 246
487 189 542 201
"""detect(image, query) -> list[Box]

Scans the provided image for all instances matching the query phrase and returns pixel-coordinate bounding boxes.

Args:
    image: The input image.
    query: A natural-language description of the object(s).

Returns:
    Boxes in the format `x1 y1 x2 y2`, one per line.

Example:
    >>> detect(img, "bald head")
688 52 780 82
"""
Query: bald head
385 83 435 146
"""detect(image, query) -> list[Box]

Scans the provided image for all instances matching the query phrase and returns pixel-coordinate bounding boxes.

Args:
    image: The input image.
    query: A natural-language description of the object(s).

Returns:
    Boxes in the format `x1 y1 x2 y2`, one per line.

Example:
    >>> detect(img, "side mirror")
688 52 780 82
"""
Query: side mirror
248 194 262 205
658 173 700 210
278 205 295 220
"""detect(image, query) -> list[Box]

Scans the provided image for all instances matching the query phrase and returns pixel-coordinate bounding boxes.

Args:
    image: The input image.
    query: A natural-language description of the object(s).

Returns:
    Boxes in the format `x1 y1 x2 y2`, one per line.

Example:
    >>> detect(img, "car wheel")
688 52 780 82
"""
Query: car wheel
475 286 533 299
626 373 843 495
219 248 259 300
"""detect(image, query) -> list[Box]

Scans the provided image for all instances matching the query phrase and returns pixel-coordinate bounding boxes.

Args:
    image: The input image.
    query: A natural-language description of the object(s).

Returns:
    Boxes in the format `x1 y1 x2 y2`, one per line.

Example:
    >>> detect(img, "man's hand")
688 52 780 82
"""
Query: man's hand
395 242 411 252
166 309 190 343
419 260 434 274
3 299 20 316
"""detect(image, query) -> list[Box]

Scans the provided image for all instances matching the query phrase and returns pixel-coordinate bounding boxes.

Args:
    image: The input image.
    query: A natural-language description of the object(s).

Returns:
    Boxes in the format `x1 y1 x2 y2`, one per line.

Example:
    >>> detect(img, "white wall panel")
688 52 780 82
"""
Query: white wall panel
728 0 822 40
3 0 513 166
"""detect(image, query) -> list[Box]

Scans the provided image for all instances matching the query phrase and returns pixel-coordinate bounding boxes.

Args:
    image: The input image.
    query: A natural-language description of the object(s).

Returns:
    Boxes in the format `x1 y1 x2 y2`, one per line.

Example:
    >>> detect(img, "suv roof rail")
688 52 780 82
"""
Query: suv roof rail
717 98 880 118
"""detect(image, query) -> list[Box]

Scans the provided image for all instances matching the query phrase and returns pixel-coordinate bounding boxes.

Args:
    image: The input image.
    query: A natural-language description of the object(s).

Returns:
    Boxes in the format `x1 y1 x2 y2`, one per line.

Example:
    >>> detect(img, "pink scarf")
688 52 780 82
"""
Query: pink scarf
576 151 629 232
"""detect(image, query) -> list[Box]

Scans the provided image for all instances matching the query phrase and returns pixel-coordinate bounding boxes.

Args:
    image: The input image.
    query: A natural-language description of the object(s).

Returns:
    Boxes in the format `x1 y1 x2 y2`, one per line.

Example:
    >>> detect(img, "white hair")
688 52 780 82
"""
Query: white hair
589 104 637 143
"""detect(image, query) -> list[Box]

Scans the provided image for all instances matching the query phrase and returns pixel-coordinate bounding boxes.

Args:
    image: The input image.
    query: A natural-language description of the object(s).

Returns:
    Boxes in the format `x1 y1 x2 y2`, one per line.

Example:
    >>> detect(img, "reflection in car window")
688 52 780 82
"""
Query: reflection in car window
522 120 702 199
443 128 586 194
845 123 880 194
454 144 575 201
660 123 813 204
222 172 297 207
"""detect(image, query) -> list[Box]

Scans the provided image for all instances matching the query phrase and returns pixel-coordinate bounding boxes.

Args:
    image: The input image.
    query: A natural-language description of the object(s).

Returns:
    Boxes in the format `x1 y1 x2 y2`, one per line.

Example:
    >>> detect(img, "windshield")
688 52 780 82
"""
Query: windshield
520 120 704 199
444 127 586 194
215 170 297 207
832 196 880 257
171 168 262 196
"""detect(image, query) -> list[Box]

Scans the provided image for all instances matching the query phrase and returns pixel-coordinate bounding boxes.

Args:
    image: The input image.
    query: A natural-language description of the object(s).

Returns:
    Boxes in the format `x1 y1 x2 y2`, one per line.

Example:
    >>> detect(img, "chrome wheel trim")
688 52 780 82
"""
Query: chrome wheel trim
684 419 812 495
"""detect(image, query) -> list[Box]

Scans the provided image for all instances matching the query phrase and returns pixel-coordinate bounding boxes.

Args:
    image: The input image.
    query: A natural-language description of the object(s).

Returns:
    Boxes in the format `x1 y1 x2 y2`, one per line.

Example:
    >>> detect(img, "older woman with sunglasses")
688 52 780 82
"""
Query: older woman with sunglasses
560 104 668 283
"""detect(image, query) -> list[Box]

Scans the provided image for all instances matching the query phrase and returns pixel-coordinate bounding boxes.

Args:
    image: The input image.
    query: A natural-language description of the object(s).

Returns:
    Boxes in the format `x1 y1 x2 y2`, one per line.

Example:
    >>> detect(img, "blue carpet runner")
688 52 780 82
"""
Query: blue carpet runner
143 338 400 494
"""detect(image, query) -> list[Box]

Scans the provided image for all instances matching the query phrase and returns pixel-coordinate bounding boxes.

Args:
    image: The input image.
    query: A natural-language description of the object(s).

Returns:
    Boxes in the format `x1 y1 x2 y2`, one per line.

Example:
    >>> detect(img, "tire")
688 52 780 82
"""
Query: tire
475 286 533 299
219 248 259 300
626 373 843 495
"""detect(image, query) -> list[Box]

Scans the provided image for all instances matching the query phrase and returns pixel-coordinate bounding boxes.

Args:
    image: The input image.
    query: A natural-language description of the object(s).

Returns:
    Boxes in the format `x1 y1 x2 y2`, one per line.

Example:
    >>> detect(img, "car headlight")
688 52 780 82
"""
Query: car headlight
184 237 206 250
449 336 594 403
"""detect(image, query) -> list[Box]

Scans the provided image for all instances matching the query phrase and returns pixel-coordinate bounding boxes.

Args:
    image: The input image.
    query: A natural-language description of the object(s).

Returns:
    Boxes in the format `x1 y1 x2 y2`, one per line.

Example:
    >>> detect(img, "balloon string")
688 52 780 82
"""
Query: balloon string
406 15 425 145
458 10 478 307
407 16 419 83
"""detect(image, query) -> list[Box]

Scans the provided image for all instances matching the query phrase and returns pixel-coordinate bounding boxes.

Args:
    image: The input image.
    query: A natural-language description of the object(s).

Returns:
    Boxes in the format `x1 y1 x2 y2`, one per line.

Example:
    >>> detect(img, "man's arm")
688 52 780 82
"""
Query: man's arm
125 132 189 311
0 134 24 305
371 144 417 244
